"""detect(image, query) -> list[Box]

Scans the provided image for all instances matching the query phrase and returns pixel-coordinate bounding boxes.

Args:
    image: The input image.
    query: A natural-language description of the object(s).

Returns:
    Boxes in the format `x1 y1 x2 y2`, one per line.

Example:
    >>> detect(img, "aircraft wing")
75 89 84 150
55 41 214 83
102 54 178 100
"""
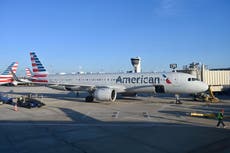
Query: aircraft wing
47 83 95 91
47 83 126 93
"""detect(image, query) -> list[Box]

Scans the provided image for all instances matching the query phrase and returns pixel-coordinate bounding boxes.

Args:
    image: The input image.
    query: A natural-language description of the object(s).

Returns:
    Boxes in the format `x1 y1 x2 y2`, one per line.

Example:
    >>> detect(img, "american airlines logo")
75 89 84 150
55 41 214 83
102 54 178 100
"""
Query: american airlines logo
116 75 160 84
162 74 172 84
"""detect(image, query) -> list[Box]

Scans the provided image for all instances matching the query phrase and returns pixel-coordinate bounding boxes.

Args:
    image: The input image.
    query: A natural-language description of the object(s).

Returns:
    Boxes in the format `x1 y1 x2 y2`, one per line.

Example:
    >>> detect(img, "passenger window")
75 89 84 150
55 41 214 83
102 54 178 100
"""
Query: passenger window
188 78 191 81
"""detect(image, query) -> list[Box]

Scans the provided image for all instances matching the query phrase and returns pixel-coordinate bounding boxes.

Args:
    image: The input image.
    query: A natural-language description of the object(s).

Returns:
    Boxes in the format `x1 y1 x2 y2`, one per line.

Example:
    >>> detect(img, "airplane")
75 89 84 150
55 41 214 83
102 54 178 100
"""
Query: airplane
27 52 209 102
24 67 45 83
10 67 46 85
0 62 19 85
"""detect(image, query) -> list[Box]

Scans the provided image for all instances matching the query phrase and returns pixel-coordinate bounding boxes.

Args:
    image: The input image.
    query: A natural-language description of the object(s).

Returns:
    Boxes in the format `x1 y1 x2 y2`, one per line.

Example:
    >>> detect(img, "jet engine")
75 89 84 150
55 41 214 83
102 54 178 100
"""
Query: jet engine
94 88 117 101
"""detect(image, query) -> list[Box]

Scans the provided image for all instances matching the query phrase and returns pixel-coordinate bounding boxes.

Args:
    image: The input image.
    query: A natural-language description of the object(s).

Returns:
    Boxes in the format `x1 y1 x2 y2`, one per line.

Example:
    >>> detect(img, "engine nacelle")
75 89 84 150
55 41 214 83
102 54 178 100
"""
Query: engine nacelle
94 88 117 101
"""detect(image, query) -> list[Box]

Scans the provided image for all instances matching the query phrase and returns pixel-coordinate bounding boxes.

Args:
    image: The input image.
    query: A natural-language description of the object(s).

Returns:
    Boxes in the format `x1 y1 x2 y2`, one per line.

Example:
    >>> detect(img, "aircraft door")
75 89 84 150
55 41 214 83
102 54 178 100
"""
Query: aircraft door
155 85 165 93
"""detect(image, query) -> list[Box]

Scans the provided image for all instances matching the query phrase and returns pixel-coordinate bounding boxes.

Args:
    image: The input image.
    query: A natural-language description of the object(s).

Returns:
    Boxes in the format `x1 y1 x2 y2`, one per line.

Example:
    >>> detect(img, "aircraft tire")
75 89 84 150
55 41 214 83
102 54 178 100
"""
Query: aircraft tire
85 96 94 102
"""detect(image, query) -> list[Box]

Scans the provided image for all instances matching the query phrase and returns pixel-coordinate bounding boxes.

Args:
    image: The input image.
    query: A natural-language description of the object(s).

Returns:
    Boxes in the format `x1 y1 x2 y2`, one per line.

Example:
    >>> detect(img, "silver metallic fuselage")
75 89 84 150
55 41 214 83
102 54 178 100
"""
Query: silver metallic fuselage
48 72 208 94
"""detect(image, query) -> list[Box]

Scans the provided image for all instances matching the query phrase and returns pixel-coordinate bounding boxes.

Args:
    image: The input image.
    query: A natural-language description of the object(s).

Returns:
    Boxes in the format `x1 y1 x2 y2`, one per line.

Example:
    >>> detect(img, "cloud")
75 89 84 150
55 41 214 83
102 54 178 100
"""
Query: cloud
161 0 175 9
154 0 181 16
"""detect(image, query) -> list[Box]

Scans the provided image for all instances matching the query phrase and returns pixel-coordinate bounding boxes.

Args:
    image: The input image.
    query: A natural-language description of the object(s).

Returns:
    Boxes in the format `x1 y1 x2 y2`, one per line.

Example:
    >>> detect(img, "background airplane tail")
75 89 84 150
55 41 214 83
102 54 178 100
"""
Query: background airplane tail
0 62 19 84
25 68 32 78
30 52 48 83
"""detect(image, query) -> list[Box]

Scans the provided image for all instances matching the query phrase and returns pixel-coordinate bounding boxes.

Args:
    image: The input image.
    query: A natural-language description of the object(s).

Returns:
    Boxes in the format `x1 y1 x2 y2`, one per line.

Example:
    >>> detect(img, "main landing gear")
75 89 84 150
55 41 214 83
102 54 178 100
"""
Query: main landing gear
85 95 94 102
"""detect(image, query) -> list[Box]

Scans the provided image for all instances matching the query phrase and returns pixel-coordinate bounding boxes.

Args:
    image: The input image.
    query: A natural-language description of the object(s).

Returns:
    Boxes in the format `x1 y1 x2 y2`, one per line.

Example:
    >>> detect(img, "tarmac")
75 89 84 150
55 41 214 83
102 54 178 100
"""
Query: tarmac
0 86 230 153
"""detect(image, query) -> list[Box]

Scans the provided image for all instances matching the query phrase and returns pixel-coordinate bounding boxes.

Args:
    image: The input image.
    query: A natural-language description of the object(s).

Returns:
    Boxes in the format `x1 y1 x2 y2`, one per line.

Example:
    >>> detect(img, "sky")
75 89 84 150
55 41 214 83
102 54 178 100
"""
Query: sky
0 0 230 75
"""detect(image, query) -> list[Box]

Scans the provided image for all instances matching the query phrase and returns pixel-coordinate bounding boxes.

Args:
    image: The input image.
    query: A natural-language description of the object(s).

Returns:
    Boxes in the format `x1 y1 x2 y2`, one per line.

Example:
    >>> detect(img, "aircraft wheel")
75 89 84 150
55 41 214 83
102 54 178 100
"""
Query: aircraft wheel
85 96 94 102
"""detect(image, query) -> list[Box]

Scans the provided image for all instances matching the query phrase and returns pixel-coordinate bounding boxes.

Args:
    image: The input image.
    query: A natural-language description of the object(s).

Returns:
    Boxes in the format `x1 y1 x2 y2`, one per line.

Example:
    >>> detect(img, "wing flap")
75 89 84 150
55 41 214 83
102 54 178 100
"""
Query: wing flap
47 84 95 91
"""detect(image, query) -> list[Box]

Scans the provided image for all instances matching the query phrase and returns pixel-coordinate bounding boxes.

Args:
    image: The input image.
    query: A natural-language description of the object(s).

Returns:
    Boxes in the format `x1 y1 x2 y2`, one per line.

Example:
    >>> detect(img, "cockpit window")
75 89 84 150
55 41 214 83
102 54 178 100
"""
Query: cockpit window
188 78 199 81
193 78 199 81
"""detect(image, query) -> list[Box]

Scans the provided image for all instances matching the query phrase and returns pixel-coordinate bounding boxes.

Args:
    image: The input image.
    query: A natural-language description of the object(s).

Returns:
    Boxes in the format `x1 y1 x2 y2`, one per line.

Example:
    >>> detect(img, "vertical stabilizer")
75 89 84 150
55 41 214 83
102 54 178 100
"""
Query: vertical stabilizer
0 62 19 85
25 68 32 78
30 52 48 83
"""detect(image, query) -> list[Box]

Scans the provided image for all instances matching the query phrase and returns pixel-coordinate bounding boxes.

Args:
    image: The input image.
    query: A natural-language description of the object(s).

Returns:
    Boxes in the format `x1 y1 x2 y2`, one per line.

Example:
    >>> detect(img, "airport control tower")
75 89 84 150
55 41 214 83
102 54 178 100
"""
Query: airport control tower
131 57 141 73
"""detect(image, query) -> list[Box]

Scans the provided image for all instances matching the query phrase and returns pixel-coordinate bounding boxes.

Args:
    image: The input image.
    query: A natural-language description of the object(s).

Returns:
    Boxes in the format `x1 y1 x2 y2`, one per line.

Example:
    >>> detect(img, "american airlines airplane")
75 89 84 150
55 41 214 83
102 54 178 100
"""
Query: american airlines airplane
0 62 19 85
27 52 209 102
11 67 47 85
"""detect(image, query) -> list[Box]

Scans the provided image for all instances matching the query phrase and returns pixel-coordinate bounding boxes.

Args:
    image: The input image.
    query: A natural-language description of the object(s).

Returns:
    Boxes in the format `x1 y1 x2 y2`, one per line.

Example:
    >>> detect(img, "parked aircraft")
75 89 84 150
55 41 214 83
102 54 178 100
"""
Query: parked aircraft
28 52 209 102
11 66 46 85
0 62 18 85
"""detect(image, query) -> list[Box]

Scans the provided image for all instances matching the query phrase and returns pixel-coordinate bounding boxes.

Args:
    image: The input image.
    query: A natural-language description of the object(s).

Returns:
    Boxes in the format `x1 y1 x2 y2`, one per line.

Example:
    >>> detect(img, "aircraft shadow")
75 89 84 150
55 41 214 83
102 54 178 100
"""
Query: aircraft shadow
1 107 230 153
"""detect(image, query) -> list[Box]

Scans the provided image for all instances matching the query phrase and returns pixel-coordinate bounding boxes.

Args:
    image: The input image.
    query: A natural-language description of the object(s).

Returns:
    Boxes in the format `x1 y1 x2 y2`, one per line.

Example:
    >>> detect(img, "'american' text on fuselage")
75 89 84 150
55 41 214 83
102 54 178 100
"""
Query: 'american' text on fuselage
116 75 160 84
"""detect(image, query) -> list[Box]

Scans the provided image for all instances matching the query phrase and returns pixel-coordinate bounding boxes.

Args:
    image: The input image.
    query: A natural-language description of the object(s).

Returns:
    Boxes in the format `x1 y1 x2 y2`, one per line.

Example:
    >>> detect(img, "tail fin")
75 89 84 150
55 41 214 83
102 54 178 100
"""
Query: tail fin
1 62 19 75
25 68 32 78
0 62 19 85
30 52 48 83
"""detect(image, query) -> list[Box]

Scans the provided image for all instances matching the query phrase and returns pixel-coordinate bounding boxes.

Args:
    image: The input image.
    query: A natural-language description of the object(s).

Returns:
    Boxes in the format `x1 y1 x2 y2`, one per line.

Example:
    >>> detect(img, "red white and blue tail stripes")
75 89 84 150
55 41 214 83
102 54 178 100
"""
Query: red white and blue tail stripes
0 62 18 84
30 52 48 83
25 68 32 77
26 68 32 78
